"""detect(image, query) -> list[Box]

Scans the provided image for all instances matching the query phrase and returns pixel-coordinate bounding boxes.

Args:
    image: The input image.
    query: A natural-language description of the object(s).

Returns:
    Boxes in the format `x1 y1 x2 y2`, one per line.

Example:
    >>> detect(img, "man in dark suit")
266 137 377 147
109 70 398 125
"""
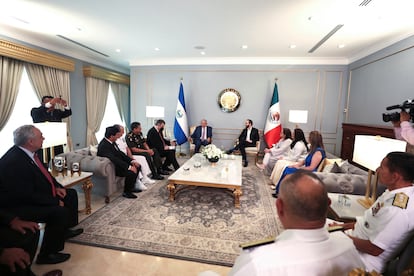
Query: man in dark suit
190 119 213 153
98 125 141 199
0 125 83 265
146 119 180 171
227 119 260 167
0 209 39 276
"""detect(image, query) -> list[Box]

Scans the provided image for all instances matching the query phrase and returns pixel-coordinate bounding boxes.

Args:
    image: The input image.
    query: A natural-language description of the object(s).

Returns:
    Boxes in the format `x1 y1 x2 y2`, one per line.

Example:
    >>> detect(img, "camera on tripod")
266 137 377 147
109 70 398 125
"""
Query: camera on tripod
382 99 414 122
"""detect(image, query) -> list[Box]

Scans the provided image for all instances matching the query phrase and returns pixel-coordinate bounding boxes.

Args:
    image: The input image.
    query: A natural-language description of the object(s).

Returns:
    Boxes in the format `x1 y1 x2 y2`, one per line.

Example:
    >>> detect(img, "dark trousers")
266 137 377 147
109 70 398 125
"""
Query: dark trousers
160 150 180 170
124 170 138 193
5 205 69 256
193 139 209 153
235 141 256 161
134 149 162 176
0 226 40 276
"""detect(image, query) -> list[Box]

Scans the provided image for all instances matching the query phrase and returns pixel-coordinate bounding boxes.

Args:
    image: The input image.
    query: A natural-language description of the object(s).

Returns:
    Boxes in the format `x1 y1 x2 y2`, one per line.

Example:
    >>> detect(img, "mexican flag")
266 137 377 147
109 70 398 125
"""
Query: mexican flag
264 82 282 147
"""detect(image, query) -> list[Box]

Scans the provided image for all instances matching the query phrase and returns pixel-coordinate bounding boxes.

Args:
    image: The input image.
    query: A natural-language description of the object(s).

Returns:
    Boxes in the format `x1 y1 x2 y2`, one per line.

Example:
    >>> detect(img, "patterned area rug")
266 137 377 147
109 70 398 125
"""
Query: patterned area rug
69 165 281 267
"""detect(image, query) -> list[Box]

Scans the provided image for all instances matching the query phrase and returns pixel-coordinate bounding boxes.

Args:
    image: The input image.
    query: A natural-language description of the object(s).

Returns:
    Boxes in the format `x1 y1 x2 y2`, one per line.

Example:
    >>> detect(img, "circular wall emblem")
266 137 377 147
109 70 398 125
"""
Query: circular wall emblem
217 88 241 113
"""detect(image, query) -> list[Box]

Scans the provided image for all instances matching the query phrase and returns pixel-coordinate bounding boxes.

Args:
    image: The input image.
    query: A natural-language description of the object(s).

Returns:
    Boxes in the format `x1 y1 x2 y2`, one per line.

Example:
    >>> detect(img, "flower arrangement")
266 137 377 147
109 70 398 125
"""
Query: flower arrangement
201 144 223 160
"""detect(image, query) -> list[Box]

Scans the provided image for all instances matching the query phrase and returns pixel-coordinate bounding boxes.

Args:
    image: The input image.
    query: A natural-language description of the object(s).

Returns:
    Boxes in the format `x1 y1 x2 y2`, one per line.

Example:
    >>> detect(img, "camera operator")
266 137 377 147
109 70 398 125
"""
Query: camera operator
392 110 414 146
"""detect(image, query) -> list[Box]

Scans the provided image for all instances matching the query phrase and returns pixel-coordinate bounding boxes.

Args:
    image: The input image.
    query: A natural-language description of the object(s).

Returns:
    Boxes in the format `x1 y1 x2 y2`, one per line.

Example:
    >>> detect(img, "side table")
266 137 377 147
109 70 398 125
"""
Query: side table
328 193 367 221
55 172 94 215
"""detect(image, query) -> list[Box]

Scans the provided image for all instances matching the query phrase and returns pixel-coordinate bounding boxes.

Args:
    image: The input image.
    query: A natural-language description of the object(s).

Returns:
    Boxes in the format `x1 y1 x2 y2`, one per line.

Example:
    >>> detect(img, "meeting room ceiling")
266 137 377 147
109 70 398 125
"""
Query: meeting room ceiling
1 0 414 71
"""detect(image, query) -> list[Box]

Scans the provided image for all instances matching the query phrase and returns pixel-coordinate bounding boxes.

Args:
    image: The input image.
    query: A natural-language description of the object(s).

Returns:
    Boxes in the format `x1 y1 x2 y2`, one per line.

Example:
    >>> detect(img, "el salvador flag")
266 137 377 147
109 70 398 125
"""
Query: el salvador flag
174 82 189 145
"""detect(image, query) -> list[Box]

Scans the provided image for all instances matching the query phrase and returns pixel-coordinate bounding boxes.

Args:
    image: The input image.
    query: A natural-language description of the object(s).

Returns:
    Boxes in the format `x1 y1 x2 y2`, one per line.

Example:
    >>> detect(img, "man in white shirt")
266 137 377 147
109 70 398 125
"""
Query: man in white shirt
229 170 364 275
331 151 414 273
393 111 414 146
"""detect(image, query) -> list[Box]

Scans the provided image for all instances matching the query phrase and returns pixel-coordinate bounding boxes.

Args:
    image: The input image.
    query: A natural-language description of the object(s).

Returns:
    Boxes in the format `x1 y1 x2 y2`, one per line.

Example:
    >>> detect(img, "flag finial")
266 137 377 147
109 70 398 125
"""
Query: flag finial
274 78 278 81
180 77 183 81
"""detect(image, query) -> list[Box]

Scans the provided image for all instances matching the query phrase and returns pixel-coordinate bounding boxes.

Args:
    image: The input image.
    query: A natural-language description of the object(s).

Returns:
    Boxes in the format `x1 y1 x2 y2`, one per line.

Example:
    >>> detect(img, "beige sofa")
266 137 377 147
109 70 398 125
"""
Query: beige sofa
56 146 123 203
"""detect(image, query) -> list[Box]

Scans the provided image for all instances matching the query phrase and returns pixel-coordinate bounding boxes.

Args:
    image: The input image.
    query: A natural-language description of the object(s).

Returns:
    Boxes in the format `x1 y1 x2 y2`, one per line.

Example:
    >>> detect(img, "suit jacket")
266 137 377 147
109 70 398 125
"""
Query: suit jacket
191 126 213 141
146 127 170 153
0 146 62 208
239 127 260 144
0 209 15 226
31 105 72 123
97 138 133 177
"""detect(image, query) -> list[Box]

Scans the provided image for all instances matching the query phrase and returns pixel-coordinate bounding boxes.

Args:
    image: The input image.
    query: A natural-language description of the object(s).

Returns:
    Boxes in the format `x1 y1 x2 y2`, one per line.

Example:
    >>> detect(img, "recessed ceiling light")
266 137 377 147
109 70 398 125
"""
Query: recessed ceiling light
289 44 297 49
338 44 345 48
115 49 121 53
154 47 160 51
241 45 248 49
200 51 206 55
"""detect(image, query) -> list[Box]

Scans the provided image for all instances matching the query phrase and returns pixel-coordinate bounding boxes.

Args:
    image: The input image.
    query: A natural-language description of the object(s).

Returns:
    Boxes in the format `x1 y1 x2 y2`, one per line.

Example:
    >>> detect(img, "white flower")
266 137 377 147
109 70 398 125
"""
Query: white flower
201 144 223 159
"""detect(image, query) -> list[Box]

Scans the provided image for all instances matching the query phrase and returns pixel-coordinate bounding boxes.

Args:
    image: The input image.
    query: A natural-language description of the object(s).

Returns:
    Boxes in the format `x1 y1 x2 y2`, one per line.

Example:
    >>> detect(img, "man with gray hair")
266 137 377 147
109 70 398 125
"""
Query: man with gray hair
0 125 83 265
229 170 363 275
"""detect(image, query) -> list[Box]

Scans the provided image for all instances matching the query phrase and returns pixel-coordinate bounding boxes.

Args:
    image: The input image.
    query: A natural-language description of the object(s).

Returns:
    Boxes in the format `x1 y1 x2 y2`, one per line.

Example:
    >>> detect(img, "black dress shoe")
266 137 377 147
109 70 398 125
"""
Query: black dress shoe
158 170 170 175
272 193 278 198
243 160 248 167
131 188 143 193
36 253 71 265
151 174 164 180
64 228 84 239
122 192 137 199
43 269 63 276
163 167 173 172
226 150 233 154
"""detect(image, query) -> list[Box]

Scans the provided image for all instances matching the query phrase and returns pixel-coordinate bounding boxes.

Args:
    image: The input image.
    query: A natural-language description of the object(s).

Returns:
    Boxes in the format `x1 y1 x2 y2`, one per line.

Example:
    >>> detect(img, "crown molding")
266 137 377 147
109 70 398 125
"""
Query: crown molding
129 56 349 66
83 65 130 85
0 39 75 71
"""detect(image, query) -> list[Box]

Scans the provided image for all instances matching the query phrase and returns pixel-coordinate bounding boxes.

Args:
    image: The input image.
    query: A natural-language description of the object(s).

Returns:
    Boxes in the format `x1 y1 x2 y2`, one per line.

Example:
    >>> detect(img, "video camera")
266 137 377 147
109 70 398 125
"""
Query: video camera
382 99 414 123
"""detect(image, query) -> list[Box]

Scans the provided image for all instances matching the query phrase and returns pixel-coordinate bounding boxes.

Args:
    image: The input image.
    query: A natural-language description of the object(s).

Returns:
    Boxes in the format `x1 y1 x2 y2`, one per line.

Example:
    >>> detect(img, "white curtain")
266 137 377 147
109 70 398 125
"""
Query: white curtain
25 63 72 150
86 77 109 146
0 57 24 131
111 82 129 128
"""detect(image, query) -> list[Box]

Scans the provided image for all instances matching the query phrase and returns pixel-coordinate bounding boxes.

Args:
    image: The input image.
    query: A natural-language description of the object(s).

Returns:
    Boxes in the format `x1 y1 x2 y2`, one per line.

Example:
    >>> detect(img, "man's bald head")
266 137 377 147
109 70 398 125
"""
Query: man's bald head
277 170 329 229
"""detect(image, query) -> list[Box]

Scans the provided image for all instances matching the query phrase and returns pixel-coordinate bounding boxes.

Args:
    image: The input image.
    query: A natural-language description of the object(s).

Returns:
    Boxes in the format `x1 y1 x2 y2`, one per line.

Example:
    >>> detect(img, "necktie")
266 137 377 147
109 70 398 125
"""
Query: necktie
113 142 120 151
34 153 56 197
201 127 205 140
158 131 166 147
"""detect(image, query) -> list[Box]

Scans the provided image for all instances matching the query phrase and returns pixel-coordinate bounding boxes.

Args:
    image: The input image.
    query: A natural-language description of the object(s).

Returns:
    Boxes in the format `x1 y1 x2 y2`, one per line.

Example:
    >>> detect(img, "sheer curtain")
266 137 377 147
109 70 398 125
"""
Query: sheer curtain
0 57 24 131
86 77 109 145
25 63 72 150
111 82 129 127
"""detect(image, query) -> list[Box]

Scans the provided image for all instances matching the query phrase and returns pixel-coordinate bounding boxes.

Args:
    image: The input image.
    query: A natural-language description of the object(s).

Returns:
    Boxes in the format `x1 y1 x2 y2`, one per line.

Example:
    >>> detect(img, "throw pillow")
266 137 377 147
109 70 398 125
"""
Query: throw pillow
330 162 342 173
339 160 351 174
322 163 334 173
89 145 98 156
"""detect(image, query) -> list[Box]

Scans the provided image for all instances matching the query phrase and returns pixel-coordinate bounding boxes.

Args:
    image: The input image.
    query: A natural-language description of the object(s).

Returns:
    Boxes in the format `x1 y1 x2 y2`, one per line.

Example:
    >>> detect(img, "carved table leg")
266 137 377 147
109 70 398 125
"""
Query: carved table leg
233 187 242 208
167 181 176 201
82 177 94 215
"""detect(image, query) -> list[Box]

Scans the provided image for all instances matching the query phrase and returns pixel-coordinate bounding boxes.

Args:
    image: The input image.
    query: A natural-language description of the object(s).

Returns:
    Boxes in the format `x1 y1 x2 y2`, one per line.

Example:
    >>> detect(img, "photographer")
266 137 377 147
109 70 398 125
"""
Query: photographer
392 111 414 146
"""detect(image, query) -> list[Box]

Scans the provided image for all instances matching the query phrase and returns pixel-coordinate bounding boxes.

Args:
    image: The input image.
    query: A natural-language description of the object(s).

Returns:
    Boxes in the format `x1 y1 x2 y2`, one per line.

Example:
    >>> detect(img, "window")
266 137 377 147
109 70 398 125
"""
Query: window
0 68 40 156
95 84 124 141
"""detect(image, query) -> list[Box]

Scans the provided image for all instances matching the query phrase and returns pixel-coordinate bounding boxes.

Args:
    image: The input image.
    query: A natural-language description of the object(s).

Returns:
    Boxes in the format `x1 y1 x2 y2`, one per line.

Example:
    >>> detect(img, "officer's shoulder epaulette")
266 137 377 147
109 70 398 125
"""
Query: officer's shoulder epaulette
239 236 275 250
392 192 409 209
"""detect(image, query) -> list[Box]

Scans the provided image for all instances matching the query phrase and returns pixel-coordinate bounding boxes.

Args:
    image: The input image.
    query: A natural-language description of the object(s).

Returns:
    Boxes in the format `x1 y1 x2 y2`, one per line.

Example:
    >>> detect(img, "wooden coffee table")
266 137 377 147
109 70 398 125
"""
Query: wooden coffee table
167 154 243 207
55 171 94 214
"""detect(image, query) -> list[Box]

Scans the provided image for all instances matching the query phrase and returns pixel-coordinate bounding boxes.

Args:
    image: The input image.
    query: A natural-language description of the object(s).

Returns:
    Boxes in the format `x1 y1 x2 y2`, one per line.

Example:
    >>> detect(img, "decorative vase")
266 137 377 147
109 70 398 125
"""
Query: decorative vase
207 157 220 166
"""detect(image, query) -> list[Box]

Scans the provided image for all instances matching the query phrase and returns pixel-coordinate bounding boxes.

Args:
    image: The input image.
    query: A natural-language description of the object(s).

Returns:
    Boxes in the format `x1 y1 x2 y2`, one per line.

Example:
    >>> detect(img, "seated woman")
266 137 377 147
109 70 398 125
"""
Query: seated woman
272 130 326 198
256 128 292 172
269 128 309 182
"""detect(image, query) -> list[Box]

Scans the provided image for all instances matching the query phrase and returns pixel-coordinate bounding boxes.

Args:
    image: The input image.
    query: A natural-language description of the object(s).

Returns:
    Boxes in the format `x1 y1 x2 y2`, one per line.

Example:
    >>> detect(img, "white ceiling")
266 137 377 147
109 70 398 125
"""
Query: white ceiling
1 0 414 73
